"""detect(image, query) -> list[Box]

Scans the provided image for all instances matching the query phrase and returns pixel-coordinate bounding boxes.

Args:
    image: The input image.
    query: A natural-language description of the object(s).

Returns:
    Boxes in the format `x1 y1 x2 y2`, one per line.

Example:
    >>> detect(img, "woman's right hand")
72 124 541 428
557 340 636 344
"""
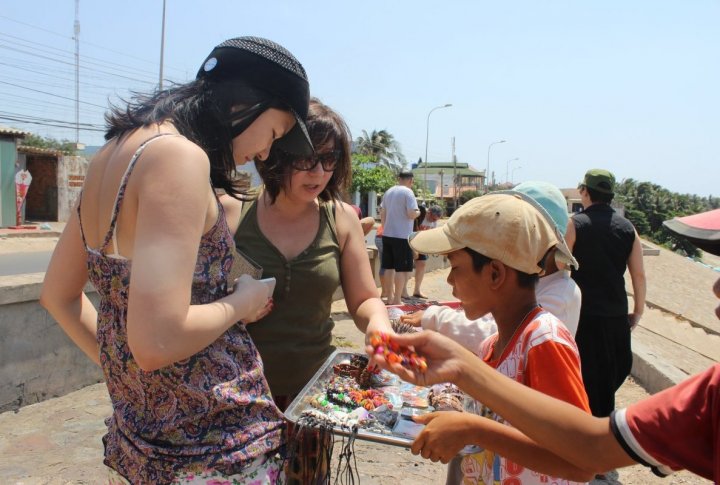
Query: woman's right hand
229 275 273 324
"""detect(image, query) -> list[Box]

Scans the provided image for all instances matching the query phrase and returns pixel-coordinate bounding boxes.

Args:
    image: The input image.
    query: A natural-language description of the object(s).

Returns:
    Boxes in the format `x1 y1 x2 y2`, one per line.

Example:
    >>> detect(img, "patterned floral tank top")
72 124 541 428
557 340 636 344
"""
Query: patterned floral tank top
77 133 285 484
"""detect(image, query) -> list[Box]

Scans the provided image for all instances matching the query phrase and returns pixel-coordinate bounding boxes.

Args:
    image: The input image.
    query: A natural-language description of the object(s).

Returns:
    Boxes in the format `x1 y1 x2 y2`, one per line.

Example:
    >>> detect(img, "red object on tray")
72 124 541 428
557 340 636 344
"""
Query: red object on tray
385 300 462 312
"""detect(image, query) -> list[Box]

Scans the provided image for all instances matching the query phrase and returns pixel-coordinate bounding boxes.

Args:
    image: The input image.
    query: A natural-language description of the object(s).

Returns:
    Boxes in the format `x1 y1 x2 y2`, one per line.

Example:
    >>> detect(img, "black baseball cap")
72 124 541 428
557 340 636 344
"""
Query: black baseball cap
197 36 313 156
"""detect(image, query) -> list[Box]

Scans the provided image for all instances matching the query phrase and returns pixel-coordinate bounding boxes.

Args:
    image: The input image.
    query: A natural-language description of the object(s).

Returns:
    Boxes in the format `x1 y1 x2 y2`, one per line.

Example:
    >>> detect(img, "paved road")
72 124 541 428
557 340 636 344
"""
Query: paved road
0 251 52 276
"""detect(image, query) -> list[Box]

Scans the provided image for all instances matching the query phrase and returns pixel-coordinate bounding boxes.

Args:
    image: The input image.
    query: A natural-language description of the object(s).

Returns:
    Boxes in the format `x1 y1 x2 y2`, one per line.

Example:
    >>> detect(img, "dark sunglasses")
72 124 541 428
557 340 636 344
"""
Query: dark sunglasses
292 150 341 172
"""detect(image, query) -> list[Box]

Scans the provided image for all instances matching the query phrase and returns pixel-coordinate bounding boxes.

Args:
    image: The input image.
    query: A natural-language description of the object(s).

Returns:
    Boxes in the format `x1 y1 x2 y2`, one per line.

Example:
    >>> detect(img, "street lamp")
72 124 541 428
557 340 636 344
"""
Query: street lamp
505 157 519 184
511 165 522 184
485 140 506 192
424 103 452 198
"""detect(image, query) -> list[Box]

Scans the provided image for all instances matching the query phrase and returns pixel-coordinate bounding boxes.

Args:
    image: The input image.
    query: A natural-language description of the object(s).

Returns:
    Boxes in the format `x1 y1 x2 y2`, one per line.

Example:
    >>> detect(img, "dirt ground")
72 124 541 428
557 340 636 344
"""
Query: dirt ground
1 376 709 485
0 235 714 484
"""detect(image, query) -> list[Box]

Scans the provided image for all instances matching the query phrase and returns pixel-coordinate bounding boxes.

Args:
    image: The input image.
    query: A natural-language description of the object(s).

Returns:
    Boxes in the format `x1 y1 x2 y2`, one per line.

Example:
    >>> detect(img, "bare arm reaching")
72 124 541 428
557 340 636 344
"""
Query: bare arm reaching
627 230 646 328
336 202 393 339
371 330 637 477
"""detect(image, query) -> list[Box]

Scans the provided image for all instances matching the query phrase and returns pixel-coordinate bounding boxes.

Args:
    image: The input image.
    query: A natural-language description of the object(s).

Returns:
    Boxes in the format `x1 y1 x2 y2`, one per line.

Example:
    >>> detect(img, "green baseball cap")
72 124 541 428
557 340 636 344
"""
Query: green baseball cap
581 169 615 194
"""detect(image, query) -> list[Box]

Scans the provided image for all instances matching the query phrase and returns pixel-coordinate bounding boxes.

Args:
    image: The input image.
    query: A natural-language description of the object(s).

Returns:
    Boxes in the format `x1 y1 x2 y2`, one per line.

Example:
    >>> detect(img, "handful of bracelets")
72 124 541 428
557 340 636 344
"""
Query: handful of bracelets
369 331 427 373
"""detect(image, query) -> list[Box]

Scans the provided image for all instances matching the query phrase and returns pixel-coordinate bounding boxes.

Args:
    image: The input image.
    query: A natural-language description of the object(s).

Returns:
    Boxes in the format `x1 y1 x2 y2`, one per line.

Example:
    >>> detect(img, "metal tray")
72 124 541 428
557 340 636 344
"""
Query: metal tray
284 350 421 448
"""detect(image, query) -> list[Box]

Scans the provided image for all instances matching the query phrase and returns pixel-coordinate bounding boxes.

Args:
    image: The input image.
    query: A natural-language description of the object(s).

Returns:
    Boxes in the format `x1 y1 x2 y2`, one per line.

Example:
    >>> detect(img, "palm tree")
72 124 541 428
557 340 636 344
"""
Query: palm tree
354 129 407 171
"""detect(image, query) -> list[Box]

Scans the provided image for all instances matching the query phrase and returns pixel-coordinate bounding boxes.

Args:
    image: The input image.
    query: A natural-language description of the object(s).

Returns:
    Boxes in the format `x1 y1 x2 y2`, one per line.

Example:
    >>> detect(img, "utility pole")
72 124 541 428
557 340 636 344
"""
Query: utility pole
451 137 458 211
73 0 80 145
159 0 167 89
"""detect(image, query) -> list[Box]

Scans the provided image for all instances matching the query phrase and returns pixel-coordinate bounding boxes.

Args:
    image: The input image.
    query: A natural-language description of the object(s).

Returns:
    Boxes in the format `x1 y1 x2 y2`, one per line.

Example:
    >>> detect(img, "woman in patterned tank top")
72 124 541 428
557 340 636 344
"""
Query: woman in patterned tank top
40 37 314 484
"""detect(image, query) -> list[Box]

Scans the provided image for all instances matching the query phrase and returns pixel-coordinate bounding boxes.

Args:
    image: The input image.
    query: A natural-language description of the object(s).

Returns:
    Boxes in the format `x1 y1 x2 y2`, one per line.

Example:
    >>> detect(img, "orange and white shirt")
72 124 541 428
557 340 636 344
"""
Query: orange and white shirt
460 307 590 485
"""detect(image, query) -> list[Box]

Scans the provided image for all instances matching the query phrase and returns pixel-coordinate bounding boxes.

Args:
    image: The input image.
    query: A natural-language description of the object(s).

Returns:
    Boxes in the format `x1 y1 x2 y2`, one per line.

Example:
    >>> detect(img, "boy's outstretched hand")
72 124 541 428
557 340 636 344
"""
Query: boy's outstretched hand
367 330 475 387
411 412 479 463
399 310 424 327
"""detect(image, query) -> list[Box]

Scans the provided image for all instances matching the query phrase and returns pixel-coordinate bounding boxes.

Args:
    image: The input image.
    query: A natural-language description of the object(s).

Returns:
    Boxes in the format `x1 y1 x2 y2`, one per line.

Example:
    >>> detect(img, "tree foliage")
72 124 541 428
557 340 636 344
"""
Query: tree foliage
354 129 406 171
459 190 482 204
615 178 719 258
21 134 77 155
350 154 396 194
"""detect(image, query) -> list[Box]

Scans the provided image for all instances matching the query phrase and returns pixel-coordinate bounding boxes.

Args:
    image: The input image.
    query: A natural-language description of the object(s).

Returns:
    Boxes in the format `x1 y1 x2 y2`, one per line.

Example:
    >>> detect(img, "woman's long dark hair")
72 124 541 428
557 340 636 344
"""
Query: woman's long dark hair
105 79 286 198
258 97 351 203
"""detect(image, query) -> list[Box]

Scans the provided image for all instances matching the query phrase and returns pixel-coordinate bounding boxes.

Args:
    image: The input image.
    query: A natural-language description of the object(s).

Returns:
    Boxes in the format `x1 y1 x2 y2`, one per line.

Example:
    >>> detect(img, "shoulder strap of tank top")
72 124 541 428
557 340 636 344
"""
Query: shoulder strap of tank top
237 191 259 229
323 199 339 241
101 132 179 255
76 190 89 249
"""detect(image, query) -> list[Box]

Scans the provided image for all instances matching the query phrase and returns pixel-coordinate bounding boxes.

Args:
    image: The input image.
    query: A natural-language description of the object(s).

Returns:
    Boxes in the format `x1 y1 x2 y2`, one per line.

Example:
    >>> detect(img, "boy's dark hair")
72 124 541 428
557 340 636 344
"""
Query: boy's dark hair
582 184 614 204
105 79 287 198
464 247 540 289
257 97 351 203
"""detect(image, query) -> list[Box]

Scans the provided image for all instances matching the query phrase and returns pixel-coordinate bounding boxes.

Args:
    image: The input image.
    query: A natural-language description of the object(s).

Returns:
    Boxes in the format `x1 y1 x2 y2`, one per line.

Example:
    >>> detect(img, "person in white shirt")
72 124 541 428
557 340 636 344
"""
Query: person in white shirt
380 171 420 304
401 181 581 350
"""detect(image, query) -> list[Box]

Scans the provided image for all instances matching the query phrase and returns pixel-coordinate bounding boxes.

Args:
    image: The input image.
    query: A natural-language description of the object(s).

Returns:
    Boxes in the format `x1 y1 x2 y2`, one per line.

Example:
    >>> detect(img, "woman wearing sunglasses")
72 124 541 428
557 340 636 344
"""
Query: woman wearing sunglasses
234 98 392 411
232 98 392 482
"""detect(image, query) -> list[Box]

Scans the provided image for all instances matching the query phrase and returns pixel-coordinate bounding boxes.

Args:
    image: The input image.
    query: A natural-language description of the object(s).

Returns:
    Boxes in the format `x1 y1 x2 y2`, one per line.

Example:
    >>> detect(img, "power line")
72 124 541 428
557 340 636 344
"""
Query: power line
0 62 124 90
0 13 185 142
0 42 156 84
0 114 105 132
0 93 106 117
0 110 104 128
0 32 162 77
0 14 186 75
0 80 107 108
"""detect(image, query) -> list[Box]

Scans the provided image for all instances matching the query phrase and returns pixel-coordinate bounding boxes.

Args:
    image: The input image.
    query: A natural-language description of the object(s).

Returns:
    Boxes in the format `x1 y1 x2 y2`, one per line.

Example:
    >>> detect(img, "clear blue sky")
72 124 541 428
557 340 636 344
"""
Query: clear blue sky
1 0 718 196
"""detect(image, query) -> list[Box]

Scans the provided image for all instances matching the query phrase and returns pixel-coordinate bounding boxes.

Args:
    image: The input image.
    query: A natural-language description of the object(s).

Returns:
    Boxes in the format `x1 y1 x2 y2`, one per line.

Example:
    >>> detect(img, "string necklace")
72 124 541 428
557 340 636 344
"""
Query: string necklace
492 304 541 362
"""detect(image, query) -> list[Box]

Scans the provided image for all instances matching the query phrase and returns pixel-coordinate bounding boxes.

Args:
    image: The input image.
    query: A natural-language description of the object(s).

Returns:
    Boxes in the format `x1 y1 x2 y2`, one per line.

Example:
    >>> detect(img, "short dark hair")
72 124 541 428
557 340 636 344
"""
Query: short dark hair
463 247 539 289
582 184 614 204
257 97 351 203
464 247 492 272
398 171 414 180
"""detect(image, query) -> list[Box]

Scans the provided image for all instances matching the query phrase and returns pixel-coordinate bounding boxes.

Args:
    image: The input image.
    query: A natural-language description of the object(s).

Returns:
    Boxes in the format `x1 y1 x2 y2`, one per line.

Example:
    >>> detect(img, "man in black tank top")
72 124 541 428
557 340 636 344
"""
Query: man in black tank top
565 169 647 418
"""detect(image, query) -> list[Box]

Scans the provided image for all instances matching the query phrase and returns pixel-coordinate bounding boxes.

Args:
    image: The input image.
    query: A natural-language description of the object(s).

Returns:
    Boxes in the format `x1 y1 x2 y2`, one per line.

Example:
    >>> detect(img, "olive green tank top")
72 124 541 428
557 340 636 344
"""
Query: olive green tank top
235 199 341 396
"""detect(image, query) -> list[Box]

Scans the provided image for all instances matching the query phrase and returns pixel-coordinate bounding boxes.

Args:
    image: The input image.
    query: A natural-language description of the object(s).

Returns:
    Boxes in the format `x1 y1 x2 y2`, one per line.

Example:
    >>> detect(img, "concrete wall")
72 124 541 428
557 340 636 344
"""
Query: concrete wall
57 155 88 222
0 274 103 412
0 247 445 412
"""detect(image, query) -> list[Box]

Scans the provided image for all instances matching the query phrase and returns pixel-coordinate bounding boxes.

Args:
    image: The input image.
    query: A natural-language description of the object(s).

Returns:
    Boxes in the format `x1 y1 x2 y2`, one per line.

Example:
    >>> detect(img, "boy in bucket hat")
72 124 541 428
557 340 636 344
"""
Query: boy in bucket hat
373 214 720 483
406 193 590 485
401 181 582 350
